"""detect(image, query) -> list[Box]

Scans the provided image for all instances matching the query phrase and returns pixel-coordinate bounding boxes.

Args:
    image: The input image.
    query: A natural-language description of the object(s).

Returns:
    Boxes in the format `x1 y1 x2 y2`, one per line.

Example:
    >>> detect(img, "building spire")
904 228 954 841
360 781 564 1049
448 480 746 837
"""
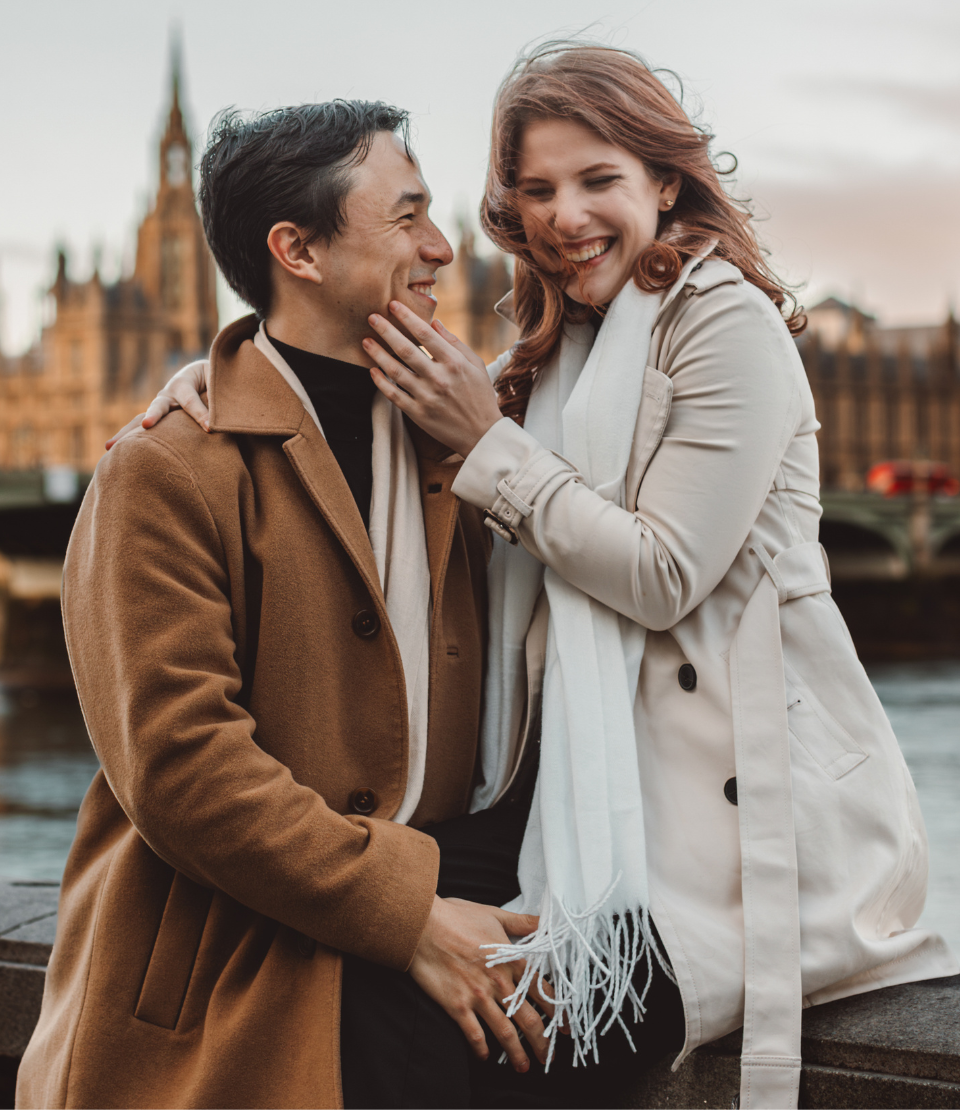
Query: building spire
166 26 185 138
159 26 191 192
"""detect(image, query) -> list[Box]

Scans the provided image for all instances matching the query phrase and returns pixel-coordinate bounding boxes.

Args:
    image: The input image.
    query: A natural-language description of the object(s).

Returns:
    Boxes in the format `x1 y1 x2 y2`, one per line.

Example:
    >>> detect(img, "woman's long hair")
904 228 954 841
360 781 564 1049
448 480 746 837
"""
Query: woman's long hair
481 42 805 423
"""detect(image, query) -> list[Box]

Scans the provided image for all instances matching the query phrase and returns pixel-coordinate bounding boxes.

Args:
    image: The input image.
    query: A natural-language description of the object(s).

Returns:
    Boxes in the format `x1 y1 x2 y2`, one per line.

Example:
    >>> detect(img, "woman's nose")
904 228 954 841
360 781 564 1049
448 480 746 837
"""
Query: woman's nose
551 191 590 238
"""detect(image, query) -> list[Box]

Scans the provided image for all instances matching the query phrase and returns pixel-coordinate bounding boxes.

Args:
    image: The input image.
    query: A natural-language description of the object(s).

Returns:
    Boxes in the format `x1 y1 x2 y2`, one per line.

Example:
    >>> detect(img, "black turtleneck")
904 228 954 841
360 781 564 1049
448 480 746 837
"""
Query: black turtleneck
268 332 378 529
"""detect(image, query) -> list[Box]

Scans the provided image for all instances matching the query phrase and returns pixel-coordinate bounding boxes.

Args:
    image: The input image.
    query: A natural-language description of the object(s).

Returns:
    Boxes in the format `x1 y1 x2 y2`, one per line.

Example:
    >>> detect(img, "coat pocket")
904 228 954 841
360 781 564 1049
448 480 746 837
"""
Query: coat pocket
135 871 213 1029
785 665 868 780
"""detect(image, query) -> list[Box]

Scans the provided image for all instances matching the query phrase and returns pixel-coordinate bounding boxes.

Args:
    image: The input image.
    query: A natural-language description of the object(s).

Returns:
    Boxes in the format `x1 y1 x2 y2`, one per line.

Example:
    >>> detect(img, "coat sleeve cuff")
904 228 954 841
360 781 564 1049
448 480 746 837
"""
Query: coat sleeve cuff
334 818 440 971
452 417 577 543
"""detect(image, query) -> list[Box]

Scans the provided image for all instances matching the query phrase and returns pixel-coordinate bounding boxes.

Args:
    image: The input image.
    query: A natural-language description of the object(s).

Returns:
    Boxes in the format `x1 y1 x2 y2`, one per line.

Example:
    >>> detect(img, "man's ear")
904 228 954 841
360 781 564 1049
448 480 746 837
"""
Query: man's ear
266 223 324 286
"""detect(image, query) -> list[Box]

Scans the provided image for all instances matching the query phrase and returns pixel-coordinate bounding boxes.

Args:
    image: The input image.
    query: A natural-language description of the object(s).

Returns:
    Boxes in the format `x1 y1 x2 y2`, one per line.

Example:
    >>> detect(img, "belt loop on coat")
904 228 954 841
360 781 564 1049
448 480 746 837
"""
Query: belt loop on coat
728 541 831 1109
750 543 787 604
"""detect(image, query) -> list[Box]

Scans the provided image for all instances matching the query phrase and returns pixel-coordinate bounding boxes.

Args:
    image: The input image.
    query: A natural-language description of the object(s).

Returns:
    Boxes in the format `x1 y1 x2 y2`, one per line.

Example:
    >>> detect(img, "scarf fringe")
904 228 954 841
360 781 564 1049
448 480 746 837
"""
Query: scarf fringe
483 874 676 1069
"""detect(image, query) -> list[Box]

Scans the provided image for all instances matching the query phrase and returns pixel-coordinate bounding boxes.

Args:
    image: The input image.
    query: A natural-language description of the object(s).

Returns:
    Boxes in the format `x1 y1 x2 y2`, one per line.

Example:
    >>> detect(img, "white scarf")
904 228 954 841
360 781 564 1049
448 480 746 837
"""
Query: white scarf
368 395 432 824
255 325 431 823
476 280 673 1066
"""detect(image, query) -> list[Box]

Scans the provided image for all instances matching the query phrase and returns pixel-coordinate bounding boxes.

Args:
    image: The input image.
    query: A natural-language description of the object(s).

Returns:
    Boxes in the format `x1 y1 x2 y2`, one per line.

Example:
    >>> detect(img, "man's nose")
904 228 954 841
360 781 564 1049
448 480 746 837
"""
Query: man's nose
421 221 454 267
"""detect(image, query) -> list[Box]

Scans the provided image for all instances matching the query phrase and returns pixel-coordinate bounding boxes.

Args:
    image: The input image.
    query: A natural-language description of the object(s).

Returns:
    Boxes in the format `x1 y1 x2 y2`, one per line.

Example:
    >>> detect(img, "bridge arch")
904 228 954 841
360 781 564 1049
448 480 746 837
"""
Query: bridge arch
817 515 909 580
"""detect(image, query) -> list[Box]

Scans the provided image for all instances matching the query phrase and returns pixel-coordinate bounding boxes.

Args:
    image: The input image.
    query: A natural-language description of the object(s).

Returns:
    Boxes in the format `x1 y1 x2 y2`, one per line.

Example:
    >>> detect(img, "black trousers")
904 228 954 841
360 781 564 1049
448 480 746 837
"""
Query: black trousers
340 803 685 1109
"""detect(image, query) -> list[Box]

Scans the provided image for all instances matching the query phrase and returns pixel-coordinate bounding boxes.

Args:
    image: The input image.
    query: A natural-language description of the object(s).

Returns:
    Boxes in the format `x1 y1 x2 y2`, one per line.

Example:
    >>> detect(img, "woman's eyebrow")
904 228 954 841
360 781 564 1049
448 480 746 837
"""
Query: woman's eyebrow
516 162 620 186
578 162 619 175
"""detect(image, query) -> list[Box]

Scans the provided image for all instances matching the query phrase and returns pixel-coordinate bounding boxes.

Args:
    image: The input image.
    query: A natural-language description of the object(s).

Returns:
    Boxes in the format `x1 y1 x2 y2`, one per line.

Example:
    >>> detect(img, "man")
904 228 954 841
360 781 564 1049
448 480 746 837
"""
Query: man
16 101 548 1110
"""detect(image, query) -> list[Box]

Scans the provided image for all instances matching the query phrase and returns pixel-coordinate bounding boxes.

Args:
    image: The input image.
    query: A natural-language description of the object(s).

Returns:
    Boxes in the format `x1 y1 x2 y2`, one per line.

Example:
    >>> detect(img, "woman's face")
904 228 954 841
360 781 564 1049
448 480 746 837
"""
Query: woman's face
515 117 679 306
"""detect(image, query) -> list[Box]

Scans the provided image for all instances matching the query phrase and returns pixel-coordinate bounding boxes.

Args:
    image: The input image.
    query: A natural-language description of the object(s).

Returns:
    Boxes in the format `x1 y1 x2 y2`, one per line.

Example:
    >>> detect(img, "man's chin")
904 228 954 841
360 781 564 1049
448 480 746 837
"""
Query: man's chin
396 293 437 324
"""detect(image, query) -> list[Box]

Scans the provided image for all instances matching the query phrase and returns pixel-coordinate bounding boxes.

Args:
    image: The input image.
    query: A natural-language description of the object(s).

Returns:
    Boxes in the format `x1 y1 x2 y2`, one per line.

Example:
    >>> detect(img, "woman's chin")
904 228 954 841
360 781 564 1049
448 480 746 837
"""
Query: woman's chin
564 276 616 306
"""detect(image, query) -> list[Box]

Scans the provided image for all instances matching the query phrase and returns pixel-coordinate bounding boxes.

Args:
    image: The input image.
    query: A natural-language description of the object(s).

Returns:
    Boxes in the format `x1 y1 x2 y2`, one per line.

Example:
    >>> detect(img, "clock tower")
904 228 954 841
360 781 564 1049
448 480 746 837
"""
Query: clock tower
0 39 220 476
133 38 218 356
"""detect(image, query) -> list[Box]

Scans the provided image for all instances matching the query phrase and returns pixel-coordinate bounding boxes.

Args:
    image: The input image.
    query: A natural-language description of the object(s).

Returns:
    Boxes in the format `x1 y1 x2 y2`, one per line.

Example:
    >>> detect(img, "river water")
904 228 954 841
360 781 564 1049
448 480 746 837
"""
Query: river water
1 664 958 956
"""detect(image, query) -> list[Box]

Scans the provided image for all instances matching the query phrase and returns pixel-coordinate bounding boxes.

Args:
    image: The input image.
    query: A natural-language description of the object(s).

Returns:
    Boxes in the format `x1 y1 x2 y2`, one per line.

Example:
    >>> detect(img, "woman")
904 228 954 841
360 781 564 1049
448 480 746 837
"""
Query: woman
134 43 956 1110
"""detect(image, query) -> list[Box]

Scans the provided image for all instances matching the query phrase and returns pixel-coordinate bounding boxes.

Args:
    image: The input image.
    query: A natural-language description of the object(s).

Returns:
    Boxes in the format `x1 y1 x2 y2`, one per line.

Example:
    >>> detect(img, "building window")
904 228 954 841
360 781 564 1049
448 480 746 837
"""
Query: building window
133 336 150 392
161 235 184 309
13 425 35 469
70 340 83 376
70 427 85 466
106 337 121 396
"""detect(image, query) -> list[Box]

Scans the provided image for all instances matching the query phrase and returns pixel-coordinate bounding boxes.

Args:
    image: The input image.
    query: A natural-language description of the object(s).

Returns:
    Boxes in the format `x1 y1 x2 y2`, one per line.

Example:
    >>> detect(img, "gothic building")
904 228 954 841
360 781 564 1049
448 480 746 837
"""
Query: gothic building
0 56 218 473
799 298 960 490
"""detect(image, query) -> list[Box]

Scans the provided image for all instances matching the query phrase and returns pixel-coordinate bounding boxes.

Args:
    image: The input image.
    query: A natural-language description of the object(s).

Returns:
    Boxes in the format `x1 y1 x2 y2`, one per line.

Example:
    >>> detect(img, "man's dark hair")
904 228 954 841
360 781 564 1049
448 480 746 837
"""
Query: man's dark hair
198 100 410 316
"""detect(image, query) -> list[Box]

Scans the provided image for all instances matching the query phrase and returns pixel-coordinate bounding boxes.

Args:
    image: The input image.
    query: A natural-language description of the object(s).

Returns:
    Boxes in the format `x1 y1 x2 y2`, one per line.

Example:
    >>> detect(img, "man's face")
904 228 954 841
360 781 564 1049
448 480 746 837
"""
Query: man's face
320 132 453 343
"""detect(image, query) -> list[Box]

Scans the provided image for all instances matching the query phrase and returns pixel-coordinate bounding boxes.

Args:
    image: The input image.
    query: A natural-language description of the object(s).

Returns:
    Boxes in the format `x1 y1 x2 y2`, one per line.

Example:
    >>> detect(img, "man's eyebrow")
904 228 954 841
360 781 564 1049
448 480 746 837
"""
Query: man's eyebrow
392 189 429 210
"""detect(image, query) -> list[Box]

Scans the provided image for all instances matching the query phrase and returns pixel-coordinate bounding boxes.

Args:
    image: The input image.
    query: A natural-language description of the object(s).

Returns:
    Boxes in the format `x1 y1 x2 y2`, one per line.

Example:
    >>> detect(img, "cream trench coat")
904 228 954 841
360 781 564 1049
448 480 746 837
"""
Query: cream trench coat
451 256 958 1108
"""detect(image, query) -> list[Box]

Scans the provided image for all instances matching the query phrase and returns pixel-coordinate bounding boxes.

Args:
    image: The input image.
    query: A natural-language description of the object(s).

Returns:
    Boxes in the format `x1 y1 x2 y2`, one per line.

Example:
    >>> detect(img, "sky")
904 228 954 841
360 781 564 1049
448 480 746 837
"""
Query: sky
1 0 958 355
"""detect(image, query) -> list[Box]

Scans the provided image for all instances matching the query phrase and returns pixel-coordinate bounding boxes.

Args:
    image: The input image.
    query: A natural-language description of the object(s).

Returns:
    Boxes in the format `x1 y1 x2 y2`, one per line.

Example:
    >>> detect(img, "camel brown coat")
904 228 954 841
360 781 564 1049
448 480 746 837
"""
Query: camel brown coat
16 315 490 1110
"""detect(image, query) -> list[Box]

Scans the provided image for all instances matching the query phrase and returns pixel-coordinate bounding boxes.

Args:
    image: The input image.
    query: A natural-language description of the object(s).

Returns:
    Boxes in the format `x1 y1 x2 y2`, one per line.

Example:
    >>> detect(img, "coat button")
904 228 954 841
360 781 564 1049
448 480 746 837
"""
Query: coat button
678 663 697 691
297 933 316 959
349 788 378 815
724 777 738 806
352 610 381 639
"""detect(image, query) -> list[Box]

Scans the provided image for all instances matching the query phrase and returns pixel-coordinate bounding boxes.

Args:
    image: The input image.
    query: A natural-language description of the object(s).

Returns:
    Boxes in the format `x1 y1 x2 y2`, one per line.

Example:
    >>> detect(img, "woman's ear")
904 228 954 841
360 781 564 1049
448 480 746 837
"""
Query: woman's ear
266 223 323 286
659 174 682 211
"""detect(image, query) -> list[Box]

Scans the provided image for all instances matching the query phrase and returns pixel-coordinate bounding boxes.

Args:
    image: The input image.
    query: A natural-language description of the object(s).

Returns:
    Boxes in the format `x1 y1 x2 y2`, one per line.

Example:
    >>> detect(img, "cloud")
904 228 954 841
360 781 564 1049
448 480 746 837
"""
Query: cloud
750 167 960 324
789 76 960 133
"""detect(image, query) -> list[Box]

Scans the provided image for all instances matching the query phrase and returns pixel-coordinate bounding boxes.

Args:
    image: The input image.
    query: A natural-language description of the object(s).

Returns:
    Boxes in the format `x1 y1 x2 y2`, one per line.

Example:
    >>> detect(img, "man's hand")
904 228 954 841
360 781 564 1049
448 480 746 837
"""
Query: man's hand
364 303 503 459
409 895 549 1072
105 360 210 449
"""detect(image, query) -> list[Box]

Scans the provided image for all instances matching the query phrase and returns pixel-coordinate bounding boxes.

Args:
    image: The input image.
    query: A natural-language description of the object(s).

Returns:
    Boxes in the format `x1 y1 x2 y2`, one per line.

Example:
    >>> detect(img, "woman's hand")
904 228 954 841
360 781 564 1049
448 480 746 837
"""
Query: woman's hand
105 360 210 449
364 302 503 458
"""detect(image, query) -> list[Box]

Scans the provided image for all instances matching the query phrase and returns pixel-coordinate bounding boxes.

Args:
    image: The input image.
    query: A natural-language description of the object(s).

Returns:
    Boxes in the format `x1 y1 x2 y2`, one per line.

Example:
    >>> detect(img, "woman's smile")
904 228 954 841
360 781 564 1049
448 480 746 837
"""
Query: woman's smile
563 236 615 265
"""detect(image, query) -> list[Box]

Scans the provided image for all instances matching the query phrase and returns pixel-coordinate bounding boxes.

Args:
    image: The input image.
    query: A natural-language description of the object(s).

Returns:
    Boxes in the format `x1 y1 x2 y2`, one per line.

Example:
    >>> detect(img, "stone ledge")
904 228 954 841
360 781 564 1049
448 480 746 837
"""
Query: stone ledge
0 882 59 1061
0 882 59 957
622 1051 960 1110
0 882 957 1109
623 975 960 1109
0 962 46 1060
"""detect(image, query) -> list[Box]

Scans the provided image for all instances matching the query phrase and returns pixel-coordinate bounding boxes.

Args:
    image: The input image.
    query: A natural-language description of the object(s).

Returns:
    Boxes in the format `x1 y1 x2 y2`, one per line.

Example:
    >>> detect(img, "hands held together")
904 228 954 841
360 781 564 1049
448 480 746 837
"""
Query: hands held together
411 896 553 1073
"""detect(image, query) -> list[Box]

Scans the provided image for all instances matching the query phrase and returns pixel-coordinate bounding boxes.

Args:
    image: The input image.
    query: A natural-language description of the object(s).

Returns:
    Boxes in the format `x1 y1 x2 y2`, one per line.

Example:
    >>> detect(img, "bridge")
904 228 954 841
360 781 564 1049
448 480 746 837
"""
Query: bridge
820 490 960 580
5 467 960 576
1 469 960 674
0 469 92 682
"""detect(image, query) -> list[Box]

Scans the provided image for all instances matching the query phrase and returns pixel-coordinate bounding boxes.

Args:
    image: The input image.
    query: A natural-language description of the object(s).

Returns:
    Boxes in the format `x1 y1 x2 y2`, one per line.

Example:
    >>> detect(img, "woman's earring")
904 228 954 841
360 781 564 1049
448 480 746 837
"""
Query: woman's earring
664 199 675 208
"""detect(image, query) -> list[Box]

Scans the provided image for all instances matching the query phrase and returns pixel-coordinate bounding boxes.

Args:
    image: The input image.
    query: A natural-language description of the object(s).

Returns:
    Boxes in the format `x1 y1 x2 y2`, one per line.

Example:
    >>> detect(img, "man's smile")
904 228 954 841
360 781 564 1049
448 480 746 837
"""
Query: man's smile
409 279 437 303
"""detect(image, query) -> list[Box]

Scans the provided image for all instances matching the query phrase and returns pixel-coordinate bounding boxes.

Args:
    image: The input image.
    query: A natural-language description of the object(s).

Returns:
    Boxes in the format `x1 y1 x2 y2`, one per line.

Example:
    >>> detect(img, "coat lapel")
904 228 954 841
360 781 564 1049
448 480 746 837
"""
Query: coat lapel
282 422 385 607
207 315 385 608
625 369 673 509
404 419 463 602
